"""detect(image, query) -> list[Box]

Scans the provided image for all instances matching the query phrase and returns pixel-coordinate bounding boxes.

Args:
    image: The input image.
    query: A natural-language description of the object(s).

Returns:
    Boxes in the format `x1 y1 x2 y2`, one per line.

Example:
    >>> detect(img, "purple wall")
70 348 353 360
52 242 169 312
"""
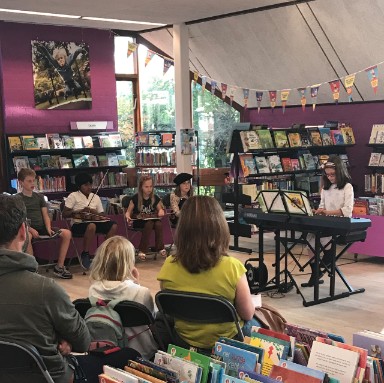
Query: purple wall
245 102 384 196
0 21 117 134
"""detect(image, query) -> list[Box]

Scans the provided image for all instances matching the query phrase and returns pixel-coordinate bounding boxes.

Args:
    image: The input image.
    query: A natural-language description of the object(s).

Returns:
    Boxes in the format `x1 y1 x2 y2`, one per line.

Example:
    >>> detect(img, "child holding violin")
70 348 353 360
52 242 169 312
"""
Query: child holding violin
125 175 166 261
62 172 118 269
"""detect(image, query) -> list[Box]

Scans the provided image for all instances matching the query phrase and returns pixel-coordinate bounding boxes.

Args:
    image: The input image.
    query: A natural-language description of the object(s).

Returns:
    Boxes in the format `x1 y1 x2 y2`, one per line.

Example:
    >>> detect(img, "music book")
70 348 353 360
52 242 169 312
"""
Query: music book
37 229 62 240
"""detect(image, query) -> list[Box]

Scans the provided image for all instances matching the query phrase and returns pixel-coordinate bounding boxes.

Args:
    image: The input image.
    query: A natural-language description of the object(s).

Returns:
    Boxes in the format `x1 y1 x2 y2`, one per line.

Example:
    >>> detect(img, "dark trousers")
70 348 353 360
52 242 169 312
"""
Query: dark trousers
134 219 164 253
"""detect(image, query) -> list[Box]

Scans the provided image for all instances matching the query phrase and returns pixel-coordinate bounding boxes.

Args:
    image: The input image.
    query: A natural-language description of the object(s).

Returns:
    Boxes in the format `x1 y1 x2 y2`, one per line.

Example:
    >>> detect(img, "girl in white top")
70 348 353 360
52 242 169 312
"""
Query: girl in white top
89 235 158 359
302 155 354 287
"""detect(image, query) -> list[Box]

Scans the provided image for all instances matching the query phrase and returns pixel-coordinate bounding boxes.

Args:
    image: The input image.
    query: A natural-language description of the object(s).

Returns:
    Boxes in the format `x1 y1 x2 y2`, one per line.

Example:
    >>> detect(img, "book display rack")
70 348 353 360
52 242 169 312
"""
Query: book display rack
6 132 128 196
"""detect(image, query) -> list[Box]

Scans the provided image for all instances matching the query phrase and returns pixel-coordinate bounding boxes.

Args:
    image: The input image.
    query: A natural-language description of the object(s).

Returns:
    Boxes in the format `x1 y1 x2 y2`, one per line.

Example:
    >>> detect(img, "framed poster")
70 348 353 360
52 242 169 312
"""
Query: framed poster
31 40 91 110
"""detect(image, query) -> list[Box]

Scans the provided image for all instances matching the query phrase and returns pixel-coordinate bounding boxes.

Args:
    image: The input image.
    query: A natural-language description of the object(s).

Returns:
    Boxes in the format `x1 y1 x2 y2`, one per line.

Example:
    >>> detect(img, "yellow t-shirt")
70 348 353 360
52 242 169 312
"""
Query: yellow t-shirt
157 255 246 348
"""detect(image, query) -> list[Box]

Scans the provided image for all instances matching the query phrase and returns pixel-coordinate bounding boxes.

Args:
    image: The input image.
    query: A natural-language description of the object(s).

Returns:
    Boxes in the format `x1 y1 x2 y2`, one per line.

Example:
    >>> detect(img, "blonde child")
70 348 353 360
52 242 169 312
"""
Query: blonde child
89 236 158 359
17 168 72 279
302 155 354 287
125 175 166 260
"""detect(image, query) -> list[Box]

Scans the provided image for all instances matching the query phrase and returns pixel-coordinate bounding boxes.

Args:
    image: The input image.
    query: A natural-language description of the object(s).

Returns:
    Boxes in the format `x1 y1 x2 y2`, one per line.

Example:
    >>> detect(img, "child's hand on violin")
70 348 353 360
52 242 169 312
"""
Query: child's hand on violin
29 227 40 239
82 207 98 214
158 209 165 218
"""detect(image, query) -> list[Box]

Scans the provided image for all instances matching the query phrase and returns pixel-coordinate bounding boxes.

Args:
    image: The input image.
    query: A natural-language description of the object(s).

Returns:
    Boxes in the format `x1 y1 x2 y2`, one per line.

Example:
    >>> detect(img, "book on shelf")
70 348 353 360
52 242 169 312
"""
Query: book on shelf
73 154 90 168
61 135 75 149
267 155 283 173
318 127 333 146
242 184 258 201
22 136 40 150
269 365 322 383
109 133 123 147
28 157 42 170
39 155 51 169
124 365 165 383
98 373 121 383
13 156 30 173
318 154 330 166
368 152 381 166
47 155 61 169
149 134 161 146
136 132 149 146
338 154 350 167
238 369 279 383
299 130 312 147
257 130 274 149
8 136 23 152
35 136 49 149
99 135 113 148
240 131 262 151
103 365 139 383
97 154 108 167
307 127 323 146
287 132 302 147
273 130 289 148
291 158 301 171
340 125 355 144
281 157 293 172
82 135 93 148
307 340 360 383
352 199 369 215
45 133 60 149
59 157 73 169
330 129 345 145
278 360 326 381
299 150 317 170
117 154 128 166
161 133 174 146
285 323 329 349
127 358 178 383
369 124 384 143
239 154 257 177
87 155 98 167
353 330 384 358
52 136 64 149
254 156 270 174
73 136 83 149
106 153 119 166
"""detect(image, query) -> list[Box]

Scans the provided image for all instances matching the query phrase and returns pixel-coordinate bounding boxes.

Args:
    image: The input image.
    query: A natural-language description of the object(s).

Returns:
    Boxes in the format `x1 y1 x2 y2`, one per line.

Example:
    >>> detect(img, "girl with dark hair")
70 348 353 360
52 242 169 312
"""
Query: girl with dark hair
169 172 193 226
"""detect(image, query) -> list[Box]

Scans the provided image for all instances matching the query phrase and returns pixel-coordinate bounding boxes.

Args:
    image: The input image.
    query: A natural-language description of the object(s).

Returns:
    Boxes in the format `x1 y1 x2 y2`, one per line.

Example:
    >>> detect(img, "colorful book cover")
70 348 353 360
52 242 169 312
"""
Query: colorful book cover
287 132 302 147
127 359 178 383
154 350 202 383
278 359 325 381
36 136 49 149
353 331 384 358
38 154 51 169
98 373 122 383
73 136 84 149
318 127 333 146
8 136 23 152
28 157 42 170
47 155 61 168
250 332 290 357
135 357 179 381
285 323 328 349
73 154 89 168
240 154 257 177
52 137 64 149
59 157 73 169
167 344 211 383
213 341 258 377
290 158 301 171
368 153 381 166
273 130 289 148
99 135 113 148
149 134 161 146
299 130 312 147
238 369 280 383
109 133 123 147
82 135 94 148
88 155 99 167
239 131 250 152
124 366 164 383
106 153 119 166
330 130 345 145
307 128 323 146
243 131 262 151
46 133 61 149
97 155 108 167
136 132 149 146
257 130 274 149
254 156 270 174
267 155 283 173
302 152 317 170
103 365 139 383
62 135 75 149
281 158 293 172
269 365 322 383
13 156 30 173
22 137 40 150
161 133 174 146
340 125 355 144
369 124 384 143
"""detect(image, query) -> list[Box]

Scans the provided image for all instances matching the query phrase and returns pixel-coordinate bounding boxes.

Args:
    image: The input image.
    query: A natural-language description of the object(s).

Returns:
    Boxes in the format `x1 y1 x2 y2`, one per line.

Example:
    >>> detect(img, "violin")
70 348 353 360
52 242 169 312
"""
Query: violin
133 212 160 220
73 210 110 222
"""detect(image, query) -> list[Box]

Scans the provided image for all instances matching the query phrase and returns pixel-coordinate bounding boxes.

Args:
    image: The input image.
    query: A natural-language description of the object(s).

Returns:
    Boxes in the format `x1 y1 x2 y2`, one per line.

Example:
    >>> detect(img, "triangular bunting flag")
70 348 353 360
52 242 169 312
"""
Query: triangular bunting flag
344 74 356 102
144 50 155 67
310 85 320 111
221 83 228 100
229 87 236 106
297 88 307 111
329 80 340 103
127 42 138 58
163 58 173 76
280 90 290 114
243 88 249 108
193 71 199 83
211 80 217 95
366 66 379 94
201 76 207 92
269 90 277 110
256 91 263 114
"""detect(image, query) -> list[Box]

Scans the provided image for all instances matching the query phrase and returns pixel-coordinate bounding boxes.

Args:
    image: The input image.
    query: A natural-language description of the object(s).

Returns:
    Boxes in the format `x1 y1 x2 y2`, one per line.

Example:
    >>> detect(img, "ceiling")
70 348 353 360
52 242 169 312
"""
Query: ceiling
2 0 383 107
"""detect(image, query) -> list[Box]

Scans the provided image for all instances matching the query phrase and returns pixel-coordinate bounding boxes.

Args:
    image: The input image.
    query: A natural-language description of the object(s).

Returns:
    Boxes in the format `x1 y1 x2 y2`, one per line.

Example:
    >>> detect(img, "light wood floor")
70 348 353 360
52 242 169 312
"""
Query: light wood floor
54 234 384 345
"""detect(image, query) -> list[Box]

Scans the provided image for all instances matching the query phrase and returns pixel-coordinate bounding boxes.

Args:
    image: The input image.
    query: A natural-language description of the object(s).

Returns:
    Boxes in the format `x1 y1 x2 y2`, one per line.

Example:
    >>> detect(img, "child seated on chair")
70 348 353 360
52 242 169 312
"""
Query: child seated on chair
89 235 158 359
169 172 193 226
125 175 166 261
17 168 72 279
62 172 118 270
157 195 261 350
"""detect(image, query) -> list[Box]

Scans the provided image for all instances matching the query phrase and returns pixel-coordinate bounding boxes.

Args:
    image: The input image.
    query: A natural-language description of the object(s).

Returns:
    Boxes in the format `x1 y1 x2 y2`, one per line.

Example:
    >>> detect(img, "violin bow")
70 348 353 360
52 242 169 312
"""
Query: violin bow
86 169 110 208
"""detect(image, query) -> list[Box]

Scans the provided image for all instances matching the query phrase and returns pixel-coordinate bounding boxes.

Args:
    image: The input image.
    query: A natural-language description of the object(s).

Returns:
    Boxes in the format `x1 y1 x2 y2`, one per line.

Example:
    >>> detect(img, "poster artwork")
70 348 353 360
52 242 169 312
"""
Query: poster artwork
31 40 92 110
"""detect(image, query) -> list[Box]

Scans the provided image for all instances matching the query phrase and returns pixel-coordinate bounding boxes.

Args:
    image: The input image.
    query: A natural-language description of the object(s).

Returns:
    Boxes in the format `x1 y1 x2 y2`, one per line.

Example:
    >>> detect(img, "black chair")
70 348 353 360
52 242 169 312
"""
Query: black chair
0 338 55 383
155 290 244 350
73 298 164 350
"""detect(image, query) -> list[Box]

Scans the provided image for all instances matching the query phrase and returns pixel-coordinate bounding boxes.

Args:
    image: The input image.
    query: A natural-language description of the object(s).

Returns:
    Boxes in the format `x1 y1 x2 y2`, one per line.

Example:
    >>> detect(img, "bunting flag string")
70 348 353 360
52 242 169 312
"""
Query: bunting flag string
127 42 138 58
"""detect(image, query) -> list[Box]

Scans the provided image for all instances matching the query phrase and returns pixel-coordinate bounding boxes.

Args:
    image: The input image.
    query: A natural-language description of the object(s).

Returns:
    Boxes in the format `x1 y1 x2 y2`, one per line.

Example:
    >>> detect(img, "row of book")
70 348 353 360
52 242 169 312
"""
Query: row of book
100 323 384 383
368 152 384 167
239 152 349 177
137 170 177 186
239 124 355 153
368 124 384 144
136 149 176 167
8 132 123 151
136 132 175 147
69 172 128 188
364 174 384 195
354 195 384 216
12 152 127 173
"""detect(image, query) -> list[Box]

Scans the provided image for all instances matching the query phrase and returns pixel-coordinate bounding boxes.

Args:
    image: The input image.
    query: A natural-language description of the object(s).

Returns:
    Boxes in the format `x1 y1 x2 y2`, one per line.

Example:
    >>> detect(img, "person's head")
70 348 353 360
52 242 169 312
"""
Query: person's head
0 195 28 250
53 48 67 67
322 154 351 190
224 172 231 185
174 195 230 273
90 236 137 282
17 168 36 193
75 173 93 196
173 173 193 198
137 175 155 210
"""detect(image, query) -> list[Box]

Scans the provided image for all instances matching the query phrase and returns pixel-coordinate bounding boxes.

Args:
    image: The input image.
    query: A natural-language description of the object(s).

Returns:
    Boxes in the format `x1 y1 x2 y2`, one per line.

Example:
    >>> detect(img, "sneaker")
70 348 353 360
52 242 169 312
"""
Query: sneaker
81 251 91 270
158 249 167 258
138 252 147 261
54 265 73 279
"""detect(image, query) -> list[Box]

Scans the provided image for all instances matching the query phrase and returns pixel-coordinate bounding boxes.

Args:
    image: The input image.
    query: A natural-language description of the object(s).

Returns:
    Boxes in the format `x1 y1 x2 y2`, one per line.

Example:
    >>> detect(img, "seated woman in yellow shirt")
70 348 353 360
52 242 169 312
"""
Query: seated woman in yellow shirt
157 195 260 349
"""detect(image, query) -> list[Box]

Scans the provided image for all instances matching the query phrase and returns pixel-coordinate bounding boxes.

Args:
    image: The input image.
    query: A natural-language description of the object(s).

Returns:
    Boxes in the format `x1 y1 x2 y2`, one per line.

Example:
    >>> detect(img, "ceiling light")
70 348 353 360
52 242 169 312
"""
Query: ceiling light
81 16 166 26
0 8 80 18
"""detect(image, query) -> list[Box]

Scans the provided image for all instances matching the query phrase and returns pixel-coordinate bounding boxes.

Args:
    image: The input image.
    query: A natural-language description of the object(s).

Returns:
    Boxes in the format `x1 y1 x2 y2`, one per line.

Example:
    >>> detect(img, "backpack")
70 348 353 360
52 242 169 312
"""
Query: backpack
84 297 129 350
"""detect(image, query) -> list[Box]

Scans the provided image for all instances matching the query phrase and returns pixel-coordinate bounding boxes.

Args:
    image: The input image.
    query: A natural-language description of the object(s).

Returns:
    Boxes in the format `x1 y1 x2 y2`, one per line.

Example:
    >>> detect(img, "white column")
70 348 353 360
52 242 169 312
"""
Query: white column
173 23 192 173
